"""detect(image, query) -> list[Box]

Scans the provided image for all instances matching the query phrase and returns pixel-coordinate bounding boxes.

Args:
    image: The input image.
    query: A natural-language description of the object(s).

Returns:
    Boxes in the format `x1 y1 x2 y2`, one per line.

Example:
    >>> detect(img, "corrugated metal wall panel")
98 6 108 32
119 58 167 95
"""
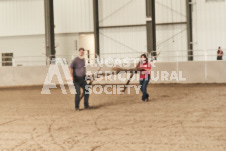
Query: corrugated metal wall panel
156 24 187 62
155 0 187 62
0 33 79 66
0 35 46 66
156 0 186 23
193 0 226 51
99 27 147 58
99 0 146 26
54 0 93 33
1 0 225 62
0 0 93 37
0 0 45 37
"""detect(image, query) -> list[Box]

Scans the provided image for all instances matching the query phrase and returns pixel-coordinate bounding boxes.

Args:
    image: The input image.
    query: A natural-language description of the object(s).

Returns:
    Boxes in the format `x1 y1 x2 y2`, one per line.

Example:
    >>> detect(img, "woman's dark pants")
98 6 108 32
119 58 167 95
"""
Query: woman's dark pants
139 75 150 101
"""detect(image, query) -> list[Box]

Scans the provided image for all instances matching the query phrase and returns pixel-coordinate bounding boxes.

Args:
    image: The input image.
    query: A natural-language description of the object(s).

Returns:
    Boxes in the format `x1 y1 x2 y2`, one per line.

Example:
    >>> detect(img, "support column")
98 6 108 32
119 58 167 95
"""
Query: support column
146 0 157 59
186 0 193 61
93 0 100 57
44 0 55 61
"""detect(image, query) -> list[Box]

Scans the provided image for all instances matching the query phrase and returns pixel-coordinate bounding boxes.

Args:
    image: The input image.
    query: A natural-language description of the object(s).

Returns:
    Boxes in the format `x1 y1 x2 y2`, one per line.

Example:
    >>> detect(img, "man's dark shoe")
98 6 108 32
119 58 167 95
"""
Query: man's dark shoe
85 106 92 109
75 108 80 111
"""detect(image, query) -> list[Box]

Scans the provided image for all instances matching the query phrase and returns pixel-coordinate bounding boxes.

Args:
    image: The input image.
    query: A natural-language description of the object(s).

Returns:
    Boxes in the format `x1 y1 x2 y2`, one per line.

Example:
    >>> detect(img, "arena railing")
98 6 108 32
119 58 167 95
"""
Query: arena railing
0 49 225 67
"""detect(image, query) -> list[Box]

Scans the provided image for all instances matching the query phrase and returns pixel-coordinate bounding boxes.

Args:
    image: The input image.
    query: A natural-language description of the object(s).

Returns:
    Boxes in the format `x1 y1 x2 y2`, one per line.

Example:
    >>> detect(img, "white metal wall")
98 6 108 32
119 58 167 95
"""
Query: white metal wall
0 0 93 37
0 0 45 37
100 27 147 58
0 35 46 66
156 24 187 62
99 0 147 58
155 0 187 62
54 0 93 33
0 0 91 66
156 0 186 23
0 33 79 67
192 0 226 61
1 0 226 63
99 0 146 26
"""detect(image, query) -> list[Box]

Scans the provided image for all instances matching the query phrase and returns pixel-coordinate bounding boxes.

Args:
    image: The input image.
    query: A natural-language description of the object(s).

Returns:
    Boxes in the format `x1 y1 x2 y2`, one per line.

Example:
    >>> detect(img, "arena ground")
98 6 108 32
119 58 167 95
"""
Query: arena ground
0 84 226 151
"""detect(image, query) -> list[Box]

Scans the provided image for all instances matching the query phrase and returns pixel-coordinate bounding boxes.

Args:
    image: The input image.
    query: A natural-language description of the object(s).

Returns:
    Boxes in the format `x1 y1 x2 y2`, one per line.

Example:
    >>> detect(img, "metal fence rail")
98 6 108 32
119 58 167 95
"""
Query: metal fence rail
0 49 225 67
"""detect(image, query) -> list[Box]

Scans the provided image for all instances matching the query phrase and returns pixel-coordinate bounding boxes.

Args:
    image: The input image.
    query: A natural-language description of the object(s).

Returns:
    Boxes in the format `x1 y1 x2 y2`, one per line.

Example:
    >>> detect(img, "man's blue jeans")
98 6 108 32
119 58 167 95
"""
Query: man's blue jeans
73 76 89 108
139 75 150 101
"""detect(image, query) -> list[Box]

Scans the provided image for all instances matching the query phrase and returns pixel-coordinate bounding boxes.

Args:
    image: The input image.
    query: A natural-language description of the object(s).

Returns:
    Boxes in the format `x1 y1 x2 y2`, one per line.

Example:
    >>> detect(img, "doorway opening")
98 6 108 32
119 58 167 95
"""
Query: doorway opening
79 33 95 63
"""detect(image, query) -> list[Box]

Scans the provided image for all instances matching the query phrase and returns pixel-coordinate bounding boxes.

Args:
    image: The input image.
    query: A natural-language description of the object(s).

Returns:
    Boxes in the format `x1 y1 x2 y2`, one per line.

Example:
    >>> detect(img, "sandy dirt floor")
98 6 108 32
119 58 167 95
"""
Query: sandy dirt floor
0 84 226 151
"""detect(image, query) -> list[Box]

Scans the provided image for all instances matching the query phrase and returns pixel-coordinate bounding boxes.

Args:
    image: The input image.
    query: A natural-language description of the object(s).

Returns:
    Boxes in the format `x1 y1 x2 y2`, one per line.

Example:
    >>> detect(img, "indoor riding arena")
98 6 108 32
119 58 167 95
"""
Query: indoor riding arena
0 0 226 151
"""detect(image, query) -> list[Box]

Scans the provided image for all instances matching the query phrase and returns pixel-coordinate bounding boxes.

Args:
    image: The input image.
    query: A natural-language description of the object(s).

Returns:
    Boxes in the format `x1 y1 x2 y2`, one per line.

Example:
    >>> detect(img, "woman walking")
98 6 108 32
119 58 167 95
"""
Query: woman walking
138 54 152 102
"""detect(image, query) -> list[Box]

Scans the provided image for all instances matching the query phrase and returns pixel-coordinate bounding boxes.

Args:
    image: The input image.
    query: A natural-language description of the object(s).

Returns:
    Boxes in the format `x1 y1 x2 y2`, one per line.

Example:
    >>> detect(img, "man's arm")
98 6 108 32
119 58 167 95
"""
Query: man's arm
69 59 76 81
69 68 73 81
